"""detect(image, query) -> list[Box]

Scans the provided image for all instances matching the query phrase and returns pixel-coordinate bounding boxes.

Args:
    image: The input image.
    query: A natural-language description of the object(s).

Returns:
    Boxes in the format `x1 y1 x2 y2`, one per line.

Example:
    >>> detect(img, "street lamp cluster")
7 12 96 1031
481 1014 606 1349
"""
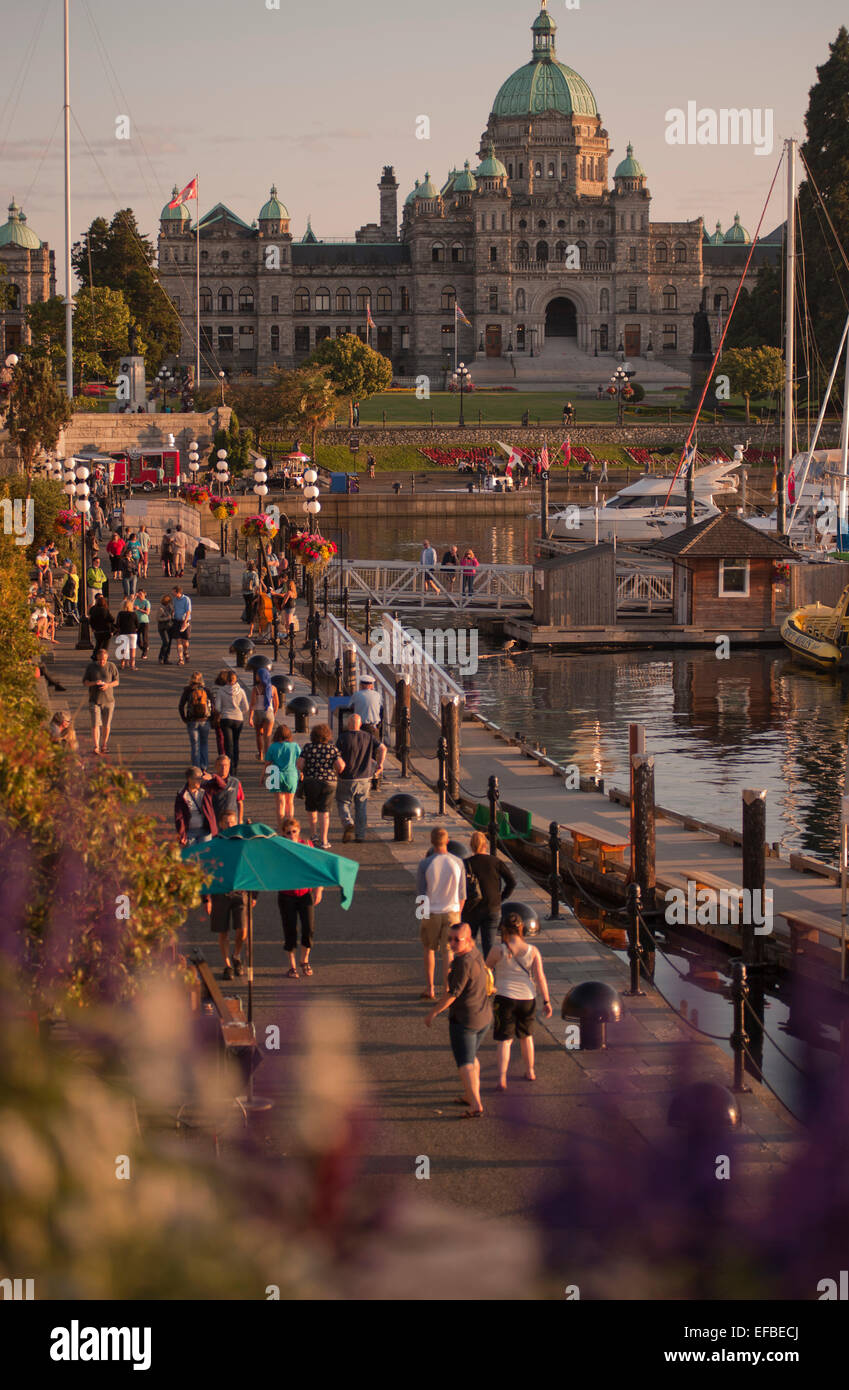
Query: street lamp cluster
451 361 472 428
62 456 91 646
608 364 633 426
303 469 320 519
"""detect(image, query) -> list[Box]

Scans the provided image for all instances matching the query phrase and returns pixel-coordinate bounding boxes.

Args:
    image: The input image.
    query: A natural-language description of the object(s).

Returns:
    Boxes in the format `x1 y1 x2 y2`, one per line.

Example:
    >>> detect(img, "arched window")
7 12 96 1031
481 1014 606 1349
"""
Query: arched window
516 289 526 310
440 285 456 310
315 288 331 312
557 219 566 229
451 243 464 263
655 243 668 263
594 240 607 262
534 163 542 177
336 288 351 312
294 288 310 312
356 287 371 312
576 241 588 263
548 163 555 177
663 286 678 310
270 326 280 352
535 240 549 262
238 287 254 312
431 242 445 263
516 241 530 261
713 287 729 312
555 241 568 262
673 243 687 263
199 288 213 313
376 288 392 312
400 287 411 312
600 288 609 312
217 288 233 312
8 283 20 309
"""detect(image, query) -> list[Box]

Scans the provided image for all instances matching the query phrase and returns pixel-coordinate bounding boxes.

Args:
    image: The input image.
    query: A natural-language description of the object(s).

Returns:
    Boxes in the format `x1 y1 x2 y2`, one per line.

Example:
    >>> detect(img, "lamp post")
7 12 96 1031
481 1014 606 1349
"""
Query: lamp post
214 447 230 554
69 459 92 648
253 455 279 658
609 364 630 426
218 370 226 406
451 361 472 428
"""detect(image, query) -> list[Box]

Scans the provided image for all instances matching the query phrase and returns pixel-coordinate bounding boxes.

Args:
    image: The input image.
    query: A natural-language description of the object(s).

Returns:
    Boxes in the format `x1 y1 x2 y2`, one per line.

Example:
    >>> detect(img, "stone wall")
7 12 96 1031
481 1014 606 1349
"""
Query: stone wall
59 408 232 461
122 498 202 549
302 423 838 451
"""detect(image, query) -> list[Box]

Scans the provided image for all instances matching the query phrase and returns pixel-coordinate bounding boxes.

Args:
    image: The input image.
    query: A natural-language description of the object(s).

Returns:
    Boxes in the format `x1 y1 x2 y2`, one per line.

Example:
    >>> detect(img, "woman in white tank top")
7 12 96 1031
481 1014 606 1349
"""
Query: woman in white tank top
485 913 552 1089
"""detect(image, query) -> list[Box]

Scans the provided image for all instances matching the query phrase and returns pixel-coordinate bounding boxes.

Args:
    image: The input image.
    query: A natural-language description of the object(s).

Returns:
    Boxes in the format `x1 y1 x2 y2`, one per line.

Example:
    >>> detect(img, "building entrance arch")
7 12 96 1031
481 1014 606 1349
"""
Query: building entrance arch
545 296 578 338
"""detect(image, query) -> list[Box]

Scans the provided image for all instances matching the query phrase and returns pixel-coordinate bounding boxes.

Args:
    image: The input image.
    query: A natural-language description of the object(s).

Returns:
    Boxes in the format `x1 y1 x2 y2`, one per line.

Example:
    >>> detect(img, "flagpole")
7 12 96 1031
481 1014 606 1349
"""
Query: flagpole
195 174 200 387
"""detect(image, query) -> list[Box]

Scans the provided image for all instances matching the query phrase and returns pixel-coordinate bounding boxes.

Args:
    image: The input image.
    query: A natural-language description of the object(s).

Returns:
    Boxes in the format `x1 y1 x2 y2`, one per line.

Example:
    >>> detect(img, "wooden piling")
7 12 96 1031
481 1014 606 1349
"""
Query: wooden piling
742 788 767 965
343 644 357 697
441 695 461 804
631 753 656 909
629 723 646 880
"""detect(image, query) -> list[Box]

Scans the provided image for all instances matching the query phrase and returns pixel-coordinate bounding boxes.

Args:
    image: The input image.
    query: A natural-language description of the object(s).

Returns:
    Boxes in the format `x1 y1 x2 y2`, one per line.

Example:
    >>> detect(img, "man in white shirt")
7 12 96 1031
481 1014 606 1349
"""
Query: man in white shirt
421 539 439 593
415 827 466 1000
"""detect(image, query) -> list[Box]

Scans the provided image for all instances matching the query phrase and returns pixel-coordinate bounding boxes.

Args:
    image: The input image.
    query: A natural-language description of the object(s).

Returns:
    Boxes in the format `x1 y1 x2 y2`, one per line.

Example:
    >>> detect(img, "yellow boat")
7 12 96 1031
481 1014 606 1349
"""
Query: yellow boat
780 584 849 668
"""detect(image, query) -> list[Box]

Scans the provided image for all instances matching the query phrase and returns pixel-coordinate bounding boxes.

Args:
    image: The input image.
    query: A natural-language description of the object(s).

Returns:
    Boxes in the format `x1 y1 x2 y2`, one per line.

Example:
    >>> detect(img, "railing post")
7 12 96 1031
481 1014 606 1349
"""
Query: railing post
624 881 646 996
288 622 295 676
364 595 372 644
730 958 750 1093
343 584 350 632
323 575 329 617
310 628 318 696
334 657 343 697
437 736 448 815
546 819 561 919
487 774 500 855
440 695 461 804
395 677 411 779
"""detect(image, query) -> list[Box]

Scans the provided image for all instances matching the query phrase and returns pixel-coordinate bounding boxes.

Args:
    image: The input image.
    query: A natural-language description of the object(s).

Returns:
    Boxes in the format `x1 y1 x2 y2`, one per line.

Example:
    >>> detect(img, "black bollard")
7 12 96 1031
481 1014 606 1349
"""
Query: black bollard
334 657 343 697
562 981 623 1051
437 736 448 816
395 677 411 779
343 645 357 696
624 882 646 996
487 775 500 855
632 753 656 911
323 576 329 617
546 820 561 920
742 788 767 966
440 695 461 804
730 958 750 1093
287 622 295 676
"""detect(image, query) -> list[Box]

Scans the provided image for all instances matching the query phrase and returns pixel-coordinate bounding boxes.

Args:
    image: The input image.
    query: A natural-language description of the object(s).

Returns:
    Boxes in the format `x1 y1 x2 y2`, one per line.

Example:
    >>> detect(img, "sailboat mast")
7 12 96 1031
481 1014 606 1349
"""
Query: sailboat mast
781 137 796 535
63 0 73 399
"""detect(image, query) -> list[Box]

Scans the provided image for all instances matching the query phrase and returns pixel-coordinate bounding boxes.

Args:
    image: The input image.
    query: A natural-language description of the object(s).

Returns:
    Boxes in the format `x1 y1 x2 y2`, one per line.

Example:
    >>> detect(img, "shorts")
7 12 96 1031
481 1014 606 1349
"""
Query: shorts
448 1021 489 1068
303 777 336 812
209 895 247 935
89 702 114 733
419 910 458 952
278 893 314 951
492 995 536 1041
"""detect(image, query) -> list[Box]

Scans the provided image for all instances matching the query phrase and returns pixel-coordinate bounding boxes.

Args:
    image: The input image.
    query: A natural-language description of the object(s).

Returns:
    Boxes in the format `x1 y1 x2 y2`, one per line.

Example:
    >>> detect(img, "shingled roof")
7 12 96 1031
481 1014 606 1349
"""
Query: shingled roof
651 511 796 558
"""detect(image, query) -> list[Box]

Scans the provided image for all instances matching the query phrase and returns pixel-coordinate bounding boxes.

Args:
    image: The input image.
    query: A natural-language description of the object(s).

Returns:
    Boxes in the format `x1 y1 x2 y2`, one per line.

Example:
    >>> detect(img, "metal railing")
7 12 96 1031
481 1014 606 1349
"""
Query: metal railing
616 569 673 613
380 613 465 720
319 612 396 724
335 559 533 612
513 258 610 273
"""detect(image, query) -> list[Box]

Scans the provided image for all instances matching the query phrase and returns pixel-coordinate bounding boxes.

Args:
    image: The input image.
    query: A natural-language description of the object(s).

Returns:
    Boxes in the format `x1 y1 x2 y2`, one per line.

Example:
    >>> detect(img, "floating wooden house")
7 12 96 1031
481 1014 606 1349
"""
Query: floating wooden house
532 543 616 628
651 513 796 629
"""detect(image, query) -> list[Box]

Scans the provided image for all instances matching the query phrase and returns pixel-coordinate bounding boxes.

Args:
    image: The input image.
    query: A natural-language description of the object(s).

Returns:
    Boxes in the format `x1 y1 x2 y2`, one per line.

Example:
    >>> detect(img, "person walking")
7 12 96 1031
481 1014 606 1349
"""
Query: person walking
115 598 140 670
350 673 382 737
441 544 460 591
179 672 214 771
133 589 151 659
210 754 244 825
205 809 255 978
463 831 517 961
280 576 298 633
242 561 260 627
61 562 80 624
213 669 249 770
172 525 187 578
115 545 138 598
421 539 440 594
248 667 279 760
174 766 219 845
161 529 175 577
277 816 323 978
170 585 192 665
106 532 125 579
599 458 609 483
82 645 120 756
296 724 344 850
88 594 114 655
86 556 108 604
137 523 150 577
415 827 466 1001
485 911 552 1088
425 923 491 1119
336 712 385 843
367 453 376 479
157 593 173 664
461 548 479 597
264 723 301 829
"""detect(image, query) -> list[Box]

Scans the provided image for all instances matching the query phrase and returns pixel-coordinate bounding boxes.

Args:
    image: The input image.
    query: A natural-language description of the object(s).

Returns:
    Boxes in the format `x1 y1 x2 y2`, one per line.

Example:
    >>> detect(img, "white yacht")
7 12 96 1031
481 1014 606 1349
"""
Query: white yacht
548 460 741 544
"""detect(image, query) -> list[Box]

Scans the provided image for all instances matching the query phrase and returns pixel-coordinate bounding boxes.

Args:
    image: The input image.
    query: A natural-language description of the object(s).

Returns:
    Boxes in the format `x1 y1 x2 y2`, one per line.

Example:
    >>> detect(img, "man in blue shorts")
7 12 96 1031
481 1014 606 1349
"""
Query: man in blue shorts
425 922 491 1118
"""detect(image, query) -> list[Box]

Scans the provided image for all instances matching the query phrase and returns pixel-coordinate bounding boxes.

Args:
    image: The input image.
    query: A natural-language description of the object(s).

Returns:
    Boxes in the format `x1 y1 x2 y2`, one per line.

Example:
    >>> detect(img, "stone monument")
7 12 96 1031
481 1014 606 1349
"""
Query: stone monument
112 325 148 413
687 303 718 410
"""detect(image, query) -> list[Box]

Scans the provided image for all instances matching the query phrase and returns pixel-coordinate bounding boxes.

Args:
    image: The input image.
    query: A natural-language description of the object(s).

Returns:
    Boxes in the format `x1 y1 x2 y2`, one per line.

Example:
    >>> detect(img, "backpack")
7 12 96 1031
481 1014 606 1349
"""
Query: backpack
188 687 211 720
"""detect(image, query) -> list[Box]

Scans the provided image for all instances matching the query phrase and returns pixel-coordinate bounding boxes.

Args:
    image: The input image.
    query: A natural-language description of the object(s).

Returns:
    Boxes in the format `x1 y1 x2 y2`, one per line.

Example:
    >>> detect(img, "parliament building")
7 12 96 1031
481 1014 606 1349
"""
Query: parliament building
156 2 781 384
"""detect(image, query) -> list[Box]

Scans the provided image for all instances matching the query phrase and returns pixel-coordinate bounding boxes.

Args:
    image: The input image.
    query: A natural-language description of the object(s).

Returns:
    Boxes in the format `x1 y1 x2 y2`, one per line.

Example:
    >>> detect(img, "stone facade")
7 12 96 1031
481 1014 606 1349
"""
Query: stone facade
157 5 781 384
0 199 56 356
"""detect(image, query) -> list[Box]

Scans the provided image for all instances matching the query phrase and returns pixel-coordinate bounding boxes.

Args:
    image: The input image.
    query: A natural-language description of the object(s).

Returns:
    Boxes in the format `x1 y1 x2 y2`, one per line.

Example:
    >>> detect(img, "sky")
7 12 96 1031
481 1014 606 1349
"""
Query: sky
0 0 845 281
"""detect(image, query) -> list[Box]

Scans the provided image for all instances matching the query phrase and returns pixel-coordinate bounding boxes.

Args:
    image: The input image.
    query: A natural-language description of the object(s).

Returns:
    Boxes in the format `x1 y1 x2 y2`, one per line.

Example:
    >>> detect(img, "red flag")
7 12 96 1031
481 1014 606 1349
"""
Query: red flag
788 467 796 504
540 444 549 471
169 177 197 208
366 303 376 331
562 437 572 466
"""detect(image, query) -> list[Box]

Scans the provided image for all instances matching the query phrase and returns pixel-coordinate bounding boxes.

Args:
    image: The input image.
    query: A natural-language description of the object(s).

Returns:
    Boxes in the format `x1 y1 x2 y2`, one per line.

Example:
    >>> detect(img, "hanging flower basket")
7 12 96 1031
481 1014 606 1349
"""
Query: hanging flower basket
289 530 338 578
179 483 210 505
241 513 279 540
55 509 82 537
772 561 791 582
209 496 237 521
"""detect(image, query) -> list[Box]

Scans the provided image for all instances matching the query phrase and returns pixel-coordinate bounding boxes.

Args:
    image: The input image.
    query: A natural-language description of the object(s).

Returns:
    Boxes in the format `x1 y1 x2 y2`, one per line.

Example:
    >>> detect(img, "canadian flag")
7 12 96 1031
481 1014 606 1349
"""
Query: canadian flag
169 177 198 208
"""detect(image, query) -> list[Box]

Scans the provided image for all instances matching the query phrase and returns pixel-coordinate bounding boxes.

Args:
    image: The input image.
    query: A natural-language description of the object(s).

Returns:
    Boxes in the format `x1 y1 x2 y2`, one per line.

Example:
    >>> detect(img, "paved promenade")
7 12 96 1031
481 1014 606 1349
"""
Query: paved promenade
46 563 801 1238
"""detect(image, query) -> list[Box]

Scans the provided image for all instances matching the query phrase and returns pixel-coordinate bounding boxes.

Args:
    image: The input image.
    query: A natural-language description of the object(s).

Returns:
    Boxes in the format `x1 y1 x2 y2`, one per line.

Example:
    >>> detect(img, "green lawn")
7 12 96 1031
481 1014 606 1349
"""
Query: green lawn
354 391 687 426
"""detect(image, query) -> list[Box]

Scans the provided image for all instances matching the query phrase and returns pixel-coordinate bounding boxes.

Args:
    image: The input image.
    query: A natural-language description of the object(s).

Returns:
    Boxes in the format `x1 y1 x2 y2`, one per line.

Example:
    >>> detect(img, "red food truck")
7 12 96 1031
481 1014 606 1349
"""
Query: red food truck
109 448 181 489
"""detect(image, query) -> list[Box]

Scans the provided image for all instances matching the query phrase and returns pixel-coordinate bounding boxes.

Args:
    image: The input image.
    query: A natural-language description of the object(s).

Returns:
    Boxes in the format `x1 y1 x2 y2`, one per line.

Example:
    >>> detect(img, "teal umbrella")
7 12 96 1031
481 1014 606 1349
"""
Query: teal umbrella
181 823 359 1030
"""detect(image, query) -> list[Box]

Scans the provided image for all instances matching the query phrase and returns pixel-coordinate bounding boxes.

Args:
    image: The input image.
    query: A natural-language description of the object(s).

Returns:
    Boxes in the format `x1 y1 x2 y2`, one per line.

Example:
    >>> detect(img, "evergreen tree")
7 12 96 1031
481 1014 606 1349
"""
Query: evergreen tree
6 357 72 484
798 26 849 362
72 210 181 374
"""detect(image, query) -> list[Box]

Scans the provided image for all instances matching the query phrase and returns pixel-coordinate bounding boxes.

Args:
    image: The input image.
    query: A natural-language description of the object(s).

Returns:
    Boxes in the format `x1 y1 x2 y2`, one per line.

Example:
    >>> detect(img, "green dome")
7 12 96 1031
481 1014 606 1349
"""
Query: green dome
707 220 725 246
492 5 597 119
0 198 42 249
259 184 288 221
724 211 750 244
476 144 508 179
415 172 439 200
454 160 477 193
160 186 191 222
404 179 421 206
613 143 644 180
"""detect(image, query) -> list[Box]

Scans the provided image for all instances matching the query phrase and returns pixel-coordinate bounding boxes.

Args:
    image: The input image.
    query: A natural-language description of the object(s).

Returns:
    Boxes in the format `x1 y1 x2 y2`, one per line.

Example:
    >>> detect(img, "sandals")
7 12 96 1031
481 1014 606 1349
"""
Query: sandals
287 966 299 979
302 963 313 976
460 1109 484 1120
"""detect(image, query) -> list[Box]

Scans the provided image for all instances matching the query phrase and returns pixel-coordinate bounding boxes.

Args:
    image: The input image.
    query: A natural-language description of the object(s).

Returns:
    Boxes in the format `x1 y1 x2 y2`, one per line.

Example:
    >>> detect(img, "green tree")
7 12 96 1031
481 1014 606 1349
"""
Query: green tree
308 334 393 425
5 356 72 484
798 27 849 364
723 263 783 351
72 210 180 375
27 287 140 386
722 346 785 422
270 366 338 466
209 408 255 475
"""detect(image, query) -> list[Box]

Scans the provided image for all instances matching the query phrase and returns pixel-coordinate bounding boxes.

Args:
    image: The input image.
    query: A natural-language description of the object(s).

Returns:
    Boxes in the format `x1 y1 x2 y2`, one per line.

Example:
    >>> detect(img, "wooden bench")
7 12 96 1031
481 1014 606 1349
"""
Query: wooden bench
658 868 747 909
780 909 849 969
562 821 630 874
192 952 261 1089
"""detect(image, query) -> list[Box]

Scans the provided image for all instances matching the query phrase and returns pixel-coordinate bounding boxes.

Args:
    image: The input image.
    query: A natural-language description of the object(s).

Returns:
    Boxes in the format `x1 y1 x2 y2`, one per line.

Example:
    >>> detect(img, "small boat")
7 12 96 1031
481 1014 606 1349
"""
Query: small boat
780 584 849 668
547 460 740 544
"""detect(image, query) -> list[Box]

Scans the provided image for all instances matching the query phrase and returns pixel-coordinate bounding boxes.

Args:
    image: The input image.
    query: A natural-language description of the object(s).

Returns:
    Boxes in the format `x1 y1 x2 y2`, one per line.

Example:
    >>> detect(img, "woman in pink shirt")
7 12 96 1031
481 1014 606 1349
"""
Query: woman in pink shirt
461 548 479 597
